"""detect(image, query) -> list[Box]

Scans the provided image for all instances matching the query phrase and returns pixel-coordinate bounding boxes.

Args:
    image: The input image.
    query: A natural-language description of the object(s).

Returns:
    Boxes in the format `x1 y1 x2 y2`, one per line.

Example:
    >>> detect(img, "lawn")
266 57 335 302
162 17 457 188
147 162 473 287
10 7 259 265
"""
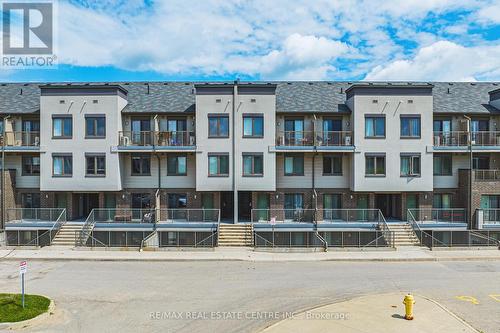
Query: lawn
0 293 51 323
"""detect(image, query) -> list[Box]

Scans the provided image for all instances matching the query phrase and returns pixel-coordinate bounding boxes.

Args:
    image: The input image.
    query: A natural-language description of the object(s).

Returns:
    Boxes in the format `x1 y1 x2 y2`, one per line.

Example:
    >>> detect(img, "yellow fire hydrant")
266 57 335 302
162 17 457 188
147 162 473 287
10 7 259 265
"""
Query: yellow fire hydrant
403 294 415 320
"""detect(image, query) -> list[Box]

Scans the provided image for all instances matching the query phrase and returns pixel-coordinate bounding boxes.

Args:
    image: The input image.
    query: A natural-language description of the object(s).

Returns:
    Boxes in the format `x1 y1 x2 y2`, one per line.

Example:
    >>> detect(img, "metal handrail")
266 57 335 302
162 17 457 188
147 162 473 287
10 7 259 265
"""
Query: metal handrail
377 210 394 248
469 231 500 247
253 231 276 248
361 231 391 248
315 231 328 251
77 209 96 246
47 209 67 245
140 230 158 251
193 231 218 248
407 210 449 248
76 230 108 248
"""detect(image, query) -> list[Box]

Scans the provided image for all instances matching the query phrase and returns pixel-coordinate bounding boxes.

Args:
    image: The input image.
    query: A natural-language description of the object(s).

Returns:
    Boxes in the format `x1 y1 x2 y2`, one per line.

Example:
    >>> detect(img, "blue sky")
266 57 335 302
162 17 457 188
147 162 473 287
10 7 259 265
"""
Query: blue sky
1 0 500 82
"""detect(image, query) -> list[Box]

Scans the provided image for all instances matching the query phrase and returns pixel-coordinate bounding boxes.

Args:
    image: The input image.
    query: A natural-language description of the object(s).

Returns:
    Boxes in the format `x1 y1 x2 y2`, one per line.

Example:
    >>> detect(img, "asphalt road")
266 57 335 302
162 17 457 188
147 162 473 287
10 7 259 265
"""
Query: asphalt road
0 260 499 333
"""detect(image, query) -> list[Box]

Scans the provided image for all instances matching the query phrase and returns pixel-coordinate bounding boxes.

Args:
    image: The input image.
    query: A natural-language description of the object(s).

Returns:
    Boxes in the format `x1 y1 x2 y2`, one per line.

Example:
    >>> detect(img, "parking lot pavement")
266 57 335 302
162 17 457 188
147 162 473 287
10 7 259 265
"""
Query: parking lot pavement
0 260 498 333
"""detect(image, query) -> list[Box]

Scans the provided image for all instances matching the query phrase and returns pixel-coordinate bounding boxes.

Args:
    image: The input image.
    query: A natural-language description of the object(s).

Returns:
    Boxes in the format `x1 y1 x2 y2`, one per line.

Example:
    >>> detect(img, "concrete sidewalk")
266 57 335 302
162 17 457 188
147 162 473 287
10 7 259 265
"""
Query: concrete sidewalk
260 293 479 333
0 246 499 262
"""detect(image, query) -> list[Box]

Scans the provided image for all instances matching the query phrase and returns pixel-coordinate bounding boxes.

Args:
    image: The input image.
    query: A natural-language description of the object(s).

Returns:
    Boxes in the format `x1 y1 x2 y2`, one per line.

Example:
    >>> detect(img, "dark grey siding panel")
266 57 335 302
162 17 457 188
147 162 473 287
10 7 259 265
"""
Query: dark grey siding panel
0 81 499 114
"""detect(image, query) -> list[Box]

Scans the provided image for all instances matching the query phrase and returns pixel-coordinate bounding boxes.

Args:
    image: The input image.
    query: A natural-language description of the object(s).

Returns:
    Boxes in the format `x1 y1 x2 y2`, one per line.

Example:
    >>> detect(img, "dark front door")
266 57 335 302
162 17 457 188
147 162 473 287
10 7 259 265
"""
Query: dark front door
131 118 152 145
238 191 252 222
323 119 342 145
376 194 402 220
22 120 40 146
220 192 234 221
73 193 99 220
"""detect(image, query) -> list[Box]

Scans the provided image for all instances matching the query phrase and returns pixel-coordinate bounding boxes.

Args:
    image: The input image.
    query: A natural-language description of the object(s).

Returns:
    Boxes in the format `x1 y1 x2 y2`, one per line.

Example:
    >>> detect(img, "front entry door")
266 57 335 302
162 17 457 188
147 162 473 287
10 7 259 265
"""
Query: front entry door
238 191 252 222
255 193 269 222
220 192 234 221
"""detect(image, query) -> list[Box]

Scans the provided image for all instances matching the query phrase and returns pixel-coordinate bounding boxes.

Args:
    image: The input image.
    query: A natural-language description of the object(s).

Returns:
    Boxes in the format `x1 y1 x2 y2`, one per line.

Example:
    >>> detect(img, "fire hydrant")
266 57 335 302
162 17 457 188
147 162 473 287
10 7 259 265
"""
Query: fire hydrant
403 294 415 320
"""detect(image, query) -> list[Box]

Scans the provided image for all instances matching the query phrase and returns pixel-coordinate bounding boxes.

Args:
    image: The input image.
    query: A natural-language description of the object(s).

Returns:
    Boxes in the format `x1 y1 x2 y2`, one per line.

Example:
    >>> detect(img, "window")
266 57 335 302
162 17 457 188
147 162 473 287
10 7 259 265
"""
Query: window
365 115 385 138
168 193 187 208
365 154 385 176
85 154 106 176
131 155 151 175
284 194 304 209
433 194 451 209
323 155 342 175
400 154 421 177
53 154 72 177
208 153 229 176
433 154 452 175
52 116 72 138
433 119 451 132
473 155 490 170
242 153 263 176
323 194 342 220
21 193 40 208
243 115 263 137
208 115 229 137
131 193 151 209
167 155 187 175
284 154 304 176
22 155 40 175
85 115 106 138
284 193 304 220
400 116 421 138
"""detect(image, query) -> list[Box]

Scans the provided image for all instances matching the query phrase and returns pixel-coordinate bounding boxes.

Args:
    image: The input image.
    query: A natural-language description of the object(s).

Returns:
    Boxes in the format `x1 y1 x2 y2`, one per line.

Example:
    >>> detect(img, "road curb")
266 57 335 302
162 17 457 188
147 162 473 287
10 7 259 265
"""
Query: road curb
0 256 499 262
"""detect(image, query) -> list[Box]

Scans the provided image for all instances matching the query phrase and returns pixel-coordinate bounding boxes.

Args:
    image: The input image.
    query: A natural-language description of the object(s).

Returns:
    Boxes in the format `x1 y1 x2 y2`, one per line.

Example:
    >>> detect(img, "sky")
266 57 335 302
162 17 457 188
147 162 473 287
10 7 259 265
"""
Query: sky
1 0 500 82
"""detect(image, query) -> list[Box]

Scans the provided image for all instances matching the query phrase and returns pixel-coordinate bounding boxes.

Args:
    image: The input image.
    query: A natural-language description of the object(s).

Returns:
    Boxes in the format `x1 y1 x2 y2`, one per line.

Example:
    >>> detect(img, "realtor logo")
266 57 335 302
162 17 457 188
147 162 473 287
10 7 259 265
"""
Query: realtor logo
1 0 57 67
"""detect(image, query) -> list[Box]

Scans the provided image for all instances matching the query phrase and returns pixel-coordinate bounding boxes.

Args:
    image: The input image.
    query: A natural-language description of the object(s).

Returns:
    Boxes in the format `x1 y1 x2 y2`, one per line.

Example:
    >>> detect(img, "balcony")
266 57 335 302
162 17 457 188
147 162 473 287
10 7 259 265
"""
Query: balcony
117 131 196 151
251 208 382 225
434 131 500 150
407 208 467 229
474 169 500 181
275 130 354 151
0 131 40 151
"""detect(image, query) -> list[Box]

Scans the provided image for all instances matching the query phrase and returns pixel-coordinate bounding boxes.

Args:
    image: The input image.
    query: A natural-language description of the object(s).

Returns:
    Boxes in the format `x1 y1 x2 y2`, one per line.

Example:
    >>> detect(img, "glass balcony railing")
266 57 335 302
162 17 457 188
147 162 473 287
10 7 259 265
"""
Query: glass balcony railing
118 131 196 147
474 169 500 181
275 130 353 147
0 131 40 147
434 131 500 147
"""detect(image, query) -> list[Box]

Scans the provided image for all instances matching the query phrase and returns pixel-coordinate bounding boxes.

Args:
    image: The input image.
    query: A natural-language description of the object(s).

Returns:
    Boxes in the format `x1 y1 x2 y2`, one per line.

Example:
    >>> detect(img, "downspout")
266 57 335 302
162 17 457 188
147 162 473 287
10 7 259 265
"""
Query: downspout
464 115 472 228
312 114 317 225
1 115 10 232
155 154 161 224
154 114 160 224
233 82 238 224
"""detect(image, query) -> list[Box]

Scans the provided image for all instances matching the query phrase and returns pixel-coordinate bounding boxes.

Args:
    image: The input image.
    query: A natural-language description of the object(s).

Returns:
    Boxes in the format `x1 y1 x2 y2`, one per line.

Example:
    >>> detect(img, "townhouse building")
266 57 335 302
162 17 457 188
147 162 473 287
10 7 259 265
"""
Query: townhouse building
1 81 500 248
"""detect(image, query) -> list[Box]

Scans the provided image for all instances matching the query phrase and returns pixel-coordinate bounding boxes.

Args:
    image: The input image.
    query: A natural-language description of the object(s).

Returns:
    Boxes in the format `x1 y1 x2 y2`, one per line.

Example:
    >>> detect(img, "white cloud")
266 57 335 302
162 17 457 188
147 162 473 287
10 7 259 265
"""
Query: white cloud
365 41 500 81
257 34 349 80
476 2 500 24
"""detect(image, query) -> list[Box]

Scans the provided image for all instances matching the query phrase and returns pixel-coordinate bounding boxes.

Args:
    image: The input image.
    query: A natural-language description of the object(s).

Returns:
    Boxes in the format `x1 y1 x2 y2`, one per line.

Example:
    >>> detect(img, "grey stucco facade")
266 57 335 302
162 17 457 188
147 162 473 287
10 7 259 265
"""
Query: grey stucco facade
1 81 500 225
